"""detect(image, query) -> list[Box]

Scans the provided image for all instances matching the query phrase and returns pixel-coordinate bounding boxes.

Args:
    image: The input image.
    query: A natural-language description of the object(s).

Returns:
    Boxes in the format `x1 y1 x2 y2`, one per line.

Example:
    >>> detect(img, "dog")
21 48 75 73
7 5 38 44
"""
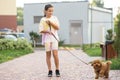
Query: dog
90 59 112 79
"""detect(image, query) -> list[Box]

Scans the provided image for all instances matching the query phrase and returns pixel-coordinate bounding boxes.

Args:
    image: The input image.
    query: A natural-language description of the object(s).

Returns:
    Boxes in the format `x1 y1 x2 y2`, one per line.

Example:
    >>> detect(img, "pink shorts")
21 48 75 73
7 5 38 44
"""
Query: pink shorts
44 42 58 52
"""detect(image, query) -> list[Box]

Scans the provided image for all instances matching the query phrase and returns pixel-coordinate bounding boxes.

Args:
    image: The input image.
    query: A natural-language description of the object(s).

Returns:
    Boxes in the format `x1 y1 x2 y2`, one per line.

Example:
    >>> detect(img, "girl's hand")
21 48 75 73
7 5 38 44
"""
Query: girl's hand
46 20 59 30
46 20 50 25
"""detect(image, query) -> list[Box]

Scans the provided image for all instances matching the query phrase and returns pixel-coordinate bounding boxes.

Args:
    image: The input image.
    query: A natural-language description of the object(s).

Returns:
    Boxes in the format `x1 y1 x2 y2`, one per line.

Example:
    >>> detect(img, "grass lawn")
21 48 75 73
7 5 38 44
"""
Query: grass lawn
83 47 101 56
0 50 33 63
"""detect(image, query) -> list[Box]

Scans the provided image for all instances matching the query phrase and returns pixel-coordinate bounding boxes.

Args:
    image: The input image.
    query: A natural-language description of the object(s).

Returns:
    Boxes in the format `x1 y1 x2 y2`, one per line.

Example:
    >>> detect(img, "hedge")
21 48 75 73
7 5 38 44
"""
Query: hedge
0 39 33 51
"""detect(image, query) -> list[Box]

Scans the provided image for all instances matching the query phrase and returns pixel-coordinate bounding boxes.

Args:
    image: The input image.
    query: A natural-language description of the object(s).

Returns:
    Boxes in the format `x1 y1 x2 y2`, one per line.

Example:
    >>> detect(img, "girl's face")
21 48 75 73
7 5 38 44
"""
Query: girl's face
45 7 54 18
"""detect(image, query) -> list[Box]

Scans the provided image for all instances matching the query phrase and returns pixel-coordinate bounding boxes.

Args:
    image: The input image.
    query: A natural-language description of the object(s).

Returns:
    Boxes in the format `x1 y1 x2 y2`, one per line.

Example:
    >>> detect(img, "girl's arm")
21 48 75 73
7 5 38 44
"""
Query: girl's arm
46 20 59 30
40 30 51 34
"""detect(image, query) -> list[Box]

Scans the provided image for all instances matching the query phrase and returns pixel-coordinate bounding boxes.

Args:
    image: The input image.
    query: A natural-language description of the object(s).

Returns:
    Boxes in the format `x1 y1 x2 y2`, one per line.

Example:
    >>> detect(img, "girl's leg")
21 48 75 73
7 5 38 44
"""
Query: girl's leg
53 50 60 77
46 51 53 77
45 42 53 77
45 42 52 71
52 50 59 70
46 51 52 70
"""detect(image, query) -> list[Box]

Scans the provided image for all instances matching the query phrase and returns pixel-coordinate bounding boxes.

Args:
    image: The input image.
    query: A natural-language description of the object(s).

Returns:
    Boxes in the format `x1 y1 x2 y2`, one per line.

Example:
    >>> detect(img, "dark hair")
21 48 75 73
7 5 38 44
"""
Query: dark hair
44 4 53 17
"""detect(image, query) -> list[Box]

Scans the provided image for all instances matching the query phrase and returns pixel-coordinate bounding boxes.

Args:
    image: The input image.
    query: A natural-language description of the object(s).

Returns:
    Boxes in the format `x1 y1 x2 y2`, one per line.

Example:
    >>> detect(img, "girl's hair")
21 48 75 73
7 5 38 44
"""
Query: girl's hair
44 4 53 17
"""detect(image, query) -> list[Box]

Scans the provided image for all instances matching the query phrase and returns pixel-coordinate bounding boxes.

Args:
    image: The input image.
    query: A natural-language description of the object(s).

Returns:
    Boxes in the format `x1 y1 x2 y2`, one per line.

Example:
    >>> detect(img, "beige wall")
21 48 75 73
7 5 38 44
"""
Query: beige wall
0 0 16 15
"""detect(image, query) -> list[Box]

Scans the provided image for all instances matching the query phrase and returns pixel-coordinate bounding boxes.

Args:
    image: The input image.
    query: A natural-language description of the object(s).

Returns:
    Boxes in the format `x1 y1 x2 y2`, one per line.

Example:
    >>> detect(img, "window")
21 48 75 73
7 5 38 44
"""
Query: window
71 23 81 27
34 16 43 24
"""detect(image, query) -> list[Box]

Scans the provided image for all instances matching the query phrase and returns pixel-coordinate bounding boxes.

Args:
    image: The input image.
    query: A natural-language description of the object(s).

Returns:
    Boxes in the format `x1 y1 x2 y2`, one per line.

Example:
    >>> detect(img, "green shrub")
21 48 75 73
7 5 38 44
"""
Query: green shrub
114 13 120 56
0 39 14 50
0 39 33 63
0 39 33 51
59 39 65 46
106 29 113 40
111 58 120 70
29 31 40 42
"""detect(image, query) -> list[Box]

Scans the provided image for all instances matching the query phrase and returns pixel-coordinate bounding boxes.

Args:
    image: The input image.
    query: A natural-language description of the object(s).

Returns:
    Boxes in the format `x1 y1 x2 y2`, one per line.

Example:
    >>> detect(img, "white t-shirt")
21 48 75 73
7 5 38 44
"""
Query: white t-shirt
39 16 60 45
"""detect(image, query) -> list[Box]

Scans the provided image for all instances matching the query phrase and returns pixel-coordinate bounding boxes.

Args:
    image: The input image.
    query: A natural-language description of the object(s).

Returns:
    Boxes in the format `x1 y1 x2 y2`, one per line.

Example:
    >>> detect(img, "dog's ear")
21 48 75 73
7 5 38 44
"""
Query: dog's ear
89 61 93 66
91 64 93 66
91 63 94 66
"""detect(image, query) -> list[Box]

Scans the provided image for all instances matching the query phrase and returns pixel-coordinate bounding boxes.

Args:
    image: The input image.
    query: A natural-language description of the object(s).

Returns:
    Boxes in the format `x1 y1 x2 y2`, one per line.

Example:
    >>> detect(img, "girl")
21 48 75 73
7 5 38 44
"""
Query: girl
39 4 60 77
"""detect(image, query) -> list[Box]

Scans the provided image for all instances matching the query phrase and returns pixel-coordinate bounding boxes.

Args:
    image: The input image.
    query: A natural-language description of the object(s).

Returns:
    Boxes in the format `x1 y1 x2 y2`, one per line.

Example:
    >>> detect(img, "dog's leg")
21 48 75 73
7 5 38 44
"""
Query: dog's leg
95 75 99 79
95 71 99 79
104 71 109 78
99 70 105 77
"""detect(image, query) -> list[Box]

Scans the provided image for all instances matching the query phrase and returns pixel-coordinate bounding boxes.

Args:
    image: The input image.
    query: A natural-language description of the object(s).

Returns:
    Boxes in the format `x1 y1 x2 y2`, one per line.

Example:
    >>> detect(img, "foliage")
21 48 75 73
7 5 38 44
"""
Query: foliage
0 39 33 51
114 13 120 55
91 0 104 8
0 39 33 63
29 31 40 42
59 39 65 46
29 31 40 47
110 58 120 70
105 29 113 40
17 7 23 25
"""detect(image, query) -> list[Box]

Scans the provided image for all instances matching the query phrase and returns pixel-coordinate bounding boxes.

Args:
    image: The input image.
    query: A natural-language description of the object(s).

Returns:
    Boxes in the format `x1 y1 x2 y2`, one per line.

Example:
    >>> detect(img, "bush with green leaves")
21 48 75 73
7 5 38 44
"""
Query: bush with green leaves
111 58 120 70
29 31 40 47
29 31 40 42
0 39 33 51
106 29 113 40
114 13 120 56
59 39 65 46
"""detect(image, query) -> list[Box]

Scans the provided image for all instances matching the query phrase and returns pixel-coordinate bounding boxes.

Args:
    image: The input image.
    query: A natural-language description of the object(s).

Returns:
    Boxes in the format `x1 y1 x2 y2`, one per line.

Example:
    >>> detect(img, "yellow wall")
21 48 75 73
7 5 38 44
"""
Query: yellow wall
0 0 16 15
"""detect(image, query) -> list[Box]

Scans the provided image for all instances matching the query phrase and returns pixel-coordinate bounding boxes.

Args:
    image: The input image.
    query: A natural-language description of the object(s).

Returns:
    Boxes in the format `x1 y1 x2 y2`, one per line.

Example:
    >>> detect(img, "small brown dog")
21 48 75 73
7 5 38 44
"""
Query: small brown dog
91 59 112 79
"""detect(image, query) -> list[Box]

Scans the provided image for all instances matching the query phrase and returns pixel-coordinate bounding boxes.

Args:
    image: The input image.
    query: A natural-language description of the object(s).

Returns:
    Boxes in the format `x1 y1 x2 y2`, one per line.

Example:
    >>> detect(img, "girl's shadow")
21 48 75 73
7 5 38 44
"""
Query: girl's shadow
49 77 61 80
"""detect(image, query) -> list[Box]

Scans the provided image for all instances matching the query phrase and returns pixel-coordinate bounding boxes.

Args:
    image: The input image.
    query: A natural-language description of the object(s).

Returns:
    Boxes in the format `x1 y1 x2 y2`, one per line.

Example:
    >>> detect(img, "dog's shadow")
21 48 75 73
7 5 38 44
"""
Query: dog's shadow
94 77 111 80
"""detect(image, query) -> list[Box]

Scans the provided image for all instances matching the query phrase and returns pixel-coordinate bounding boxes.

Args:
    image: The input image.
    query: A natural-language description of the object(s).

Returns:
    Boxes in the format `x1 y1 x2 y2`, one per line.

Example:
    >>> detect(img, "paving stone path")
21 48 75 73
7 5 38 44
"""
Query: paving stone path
0 49 120 80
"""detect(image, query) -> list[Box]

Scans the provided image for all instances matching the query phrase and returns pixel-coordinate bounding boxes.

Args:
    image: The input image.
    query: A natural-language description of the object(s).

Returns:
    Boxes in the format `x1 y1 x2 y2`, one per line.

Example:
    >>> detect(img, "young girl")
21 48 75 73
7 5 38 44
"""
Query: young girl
39 4 60 77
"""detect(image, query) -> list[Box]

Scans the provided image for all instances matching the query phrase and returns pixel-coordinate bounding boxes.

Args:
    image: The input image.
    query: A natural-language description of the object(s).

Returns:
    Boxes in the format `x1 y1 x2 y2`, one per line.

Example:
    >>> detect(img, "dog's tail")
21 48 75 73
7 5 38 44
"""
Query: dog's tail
106 61 112 67
106 61 112 70
106 61 112 65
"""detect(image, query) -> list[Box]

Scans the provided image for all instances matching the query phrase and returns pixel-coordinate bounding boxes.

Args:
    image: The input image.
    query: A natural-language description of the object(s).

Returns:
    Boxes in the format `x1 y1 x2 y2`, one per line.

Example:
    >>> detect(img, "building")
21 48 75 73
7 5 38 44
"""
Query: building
89 6 113 45
0 0 17 31
24 1 113 45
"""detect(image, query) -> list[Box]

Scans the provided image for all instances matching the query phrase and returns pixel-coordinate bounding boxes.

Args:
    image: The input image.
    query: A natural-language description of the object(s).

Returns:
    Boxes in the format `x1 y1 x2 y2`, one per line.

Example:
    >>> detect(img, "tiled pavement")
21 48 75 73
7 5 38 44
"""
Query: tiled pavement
0 49 120 80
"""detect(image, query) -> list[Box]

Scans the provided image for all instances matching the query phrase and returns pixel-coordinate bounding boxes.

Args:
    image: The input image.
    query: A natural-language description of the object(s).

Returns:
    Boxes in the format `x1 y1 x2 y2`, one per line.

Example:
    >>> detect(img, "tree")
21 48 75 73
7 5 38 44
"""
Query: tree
114 13 120 57
17 7 23 25
91 0 104 8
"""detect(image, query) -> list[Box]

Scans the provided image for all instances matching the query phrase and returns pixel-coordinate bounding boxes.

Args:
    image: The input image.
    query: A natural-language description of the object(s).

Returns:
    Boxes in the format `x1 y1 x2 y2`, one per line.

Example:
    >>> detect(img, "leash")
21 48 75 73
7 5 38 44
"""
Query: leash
49 22 59 42
64 48 89 65
48 23 89 65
